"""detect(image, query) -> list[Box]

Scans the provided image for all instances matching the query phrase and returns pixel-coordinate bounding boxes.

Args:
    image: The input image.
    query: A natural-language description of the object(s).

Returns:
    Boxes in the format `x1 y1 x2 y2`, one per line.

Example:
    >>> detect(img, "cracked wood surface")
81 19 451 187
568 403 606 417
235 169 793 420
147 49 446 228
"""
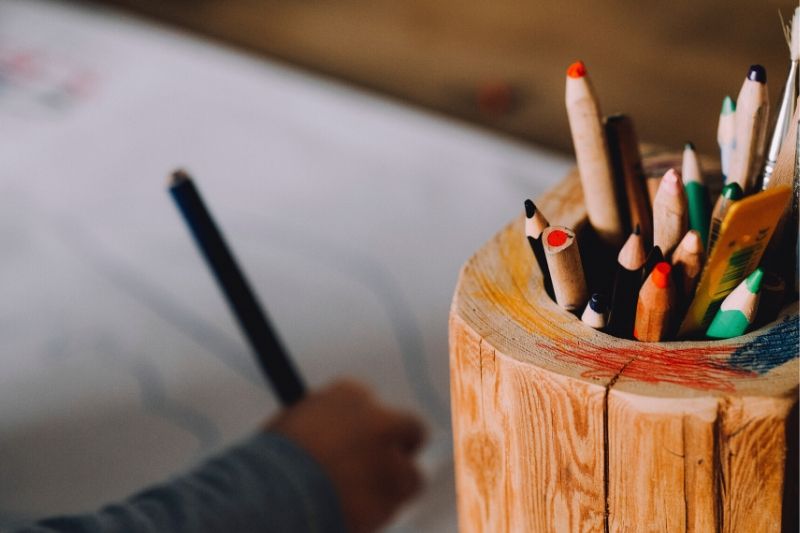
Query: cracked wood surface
449 155 798 532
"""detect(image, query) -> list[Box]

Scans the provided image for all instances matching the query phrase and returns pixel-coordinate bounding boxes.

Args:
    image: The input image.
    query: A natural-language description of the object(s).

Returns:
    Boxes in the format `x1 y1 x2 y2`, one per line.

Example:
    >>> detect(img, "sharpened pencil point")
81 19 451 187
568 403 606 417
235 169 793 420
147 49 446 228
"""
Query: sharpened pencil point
652 262 672 289
524 199 536 218
634 223 641 235
169 169 191 187
747 64 767 83
721 95 735 114
684 141 695 150
567 60 587 78
588 293 608 313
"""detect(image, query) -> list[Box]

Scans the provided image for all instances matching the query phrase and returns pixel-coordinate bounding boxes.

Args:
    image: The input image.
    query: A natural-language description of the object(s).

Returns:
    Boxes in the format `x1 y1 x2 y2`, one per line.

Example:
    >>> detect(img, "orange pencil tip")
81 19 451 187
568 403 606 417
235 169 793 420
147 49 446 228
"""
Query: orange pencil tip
652 262 672 289
567 61 587 78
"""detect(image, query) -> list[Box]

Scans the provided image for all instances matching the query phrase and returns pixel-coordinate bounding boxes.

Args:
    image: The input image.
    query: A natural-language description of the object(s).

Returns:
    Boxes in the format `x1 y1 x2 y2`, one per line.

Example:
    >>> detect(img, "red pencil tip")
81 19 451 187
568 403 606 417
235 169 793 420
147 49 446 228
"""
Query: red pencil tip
567 61 587 78
547 229 569 247
652 262 672 289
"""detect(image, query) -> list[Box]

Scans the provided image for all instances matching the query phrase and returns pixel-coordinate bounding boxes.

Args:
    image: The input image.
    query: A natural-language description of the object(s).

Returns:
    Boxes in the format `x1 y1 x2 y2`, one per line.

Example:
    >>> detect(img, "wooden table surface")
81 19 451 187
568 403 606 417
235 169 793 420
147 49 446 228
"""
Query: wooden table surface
100 0 796 155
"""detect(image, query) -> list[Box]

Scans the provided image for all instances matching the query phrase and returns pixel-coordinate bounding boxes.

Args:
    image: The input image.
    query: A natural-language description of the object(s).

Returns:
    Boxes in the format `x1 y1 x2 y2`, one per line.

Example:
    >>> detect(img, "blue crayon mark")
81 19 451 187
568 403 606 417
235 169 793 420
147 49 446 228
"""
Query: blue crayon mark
728 316 799 374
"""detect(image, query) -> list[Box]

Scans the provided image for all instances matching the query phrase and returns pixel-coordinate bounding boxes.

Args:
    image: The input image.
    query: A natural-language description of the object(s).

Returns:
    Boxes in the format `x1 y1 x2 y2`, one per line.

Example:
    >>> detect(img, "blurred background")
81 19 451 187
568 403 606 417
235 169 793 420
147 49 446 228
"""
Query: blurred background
100 0 795 154
0 0 796 530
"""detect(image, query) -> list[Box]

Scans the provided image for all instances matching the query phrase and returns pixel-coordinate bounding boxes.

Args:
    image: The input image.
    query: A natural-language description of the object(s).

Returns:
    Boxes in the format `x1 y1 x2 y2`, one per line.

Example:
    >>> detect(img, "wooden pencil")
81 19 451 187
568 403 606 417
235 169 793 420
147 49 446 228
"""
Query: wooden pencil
728 65 769 192
581 293 608 330
652 168 688 258
525 199 554 298
706 268 763 339
717 95 736 183
565 60 625 246
641 245 664 285
634 262 677 342
671 229 705 307
606 114 652 244
681 142 711 246
707 182 743 255
607 226 648 338
671 230 704 299
169 170 306 406
542 225 588 311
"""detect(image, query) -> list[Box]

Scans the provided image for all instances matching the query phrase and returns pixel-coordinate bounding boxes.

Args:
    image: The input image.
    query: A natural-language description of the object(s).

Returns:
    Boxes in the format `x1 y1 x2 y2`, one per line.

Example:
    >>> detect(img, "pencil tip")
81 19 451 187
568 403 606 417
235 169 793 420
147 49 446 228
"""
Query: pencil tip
634 223 641 235
567 60 587 78
588 293 608 313
747 64 766 83
684 141 695 151
524 199 536 218
652 262 672 288
169 169 191 187
721 182 744 200
721 95 735 114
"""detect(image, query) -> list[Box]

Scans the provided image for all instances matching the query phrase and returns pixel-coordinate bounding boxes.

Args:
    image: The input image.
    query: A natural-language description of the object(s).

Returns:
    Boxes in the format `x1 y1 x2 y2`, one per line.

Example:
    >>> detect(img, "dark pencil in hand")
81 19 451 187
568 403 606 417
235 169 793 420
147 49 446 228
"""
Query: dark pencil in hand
169 170 306 406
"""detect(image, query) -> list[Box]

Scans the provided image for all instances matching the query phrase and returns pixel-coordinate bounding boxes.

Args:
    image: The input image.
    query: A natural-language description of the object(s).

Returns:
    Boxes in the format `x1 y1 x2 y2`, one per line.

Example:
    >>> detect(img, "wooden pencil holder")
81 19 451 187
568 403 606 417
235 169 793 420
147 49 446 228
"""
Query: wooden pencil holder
449 151 798 532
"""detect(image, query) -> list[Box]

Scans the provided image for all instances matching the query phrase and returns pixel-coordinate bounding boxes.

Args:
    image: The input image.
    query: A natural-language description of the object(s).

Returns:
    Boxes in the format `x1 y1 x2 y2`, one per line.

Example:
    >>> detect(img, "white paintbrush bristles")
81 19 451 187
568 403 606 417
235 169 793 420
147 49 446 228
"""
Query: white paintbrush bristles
782 6 800 61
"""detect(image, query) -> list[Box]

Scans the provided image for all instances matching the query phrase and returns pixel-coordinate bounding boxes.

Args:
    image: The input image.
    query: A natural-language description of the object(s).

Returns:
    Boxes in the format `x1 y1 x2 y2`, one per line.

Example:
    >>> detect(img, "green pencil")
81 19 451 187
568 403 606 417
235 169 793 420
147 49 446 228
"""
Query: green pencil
681 142 711 246
706 268 763 339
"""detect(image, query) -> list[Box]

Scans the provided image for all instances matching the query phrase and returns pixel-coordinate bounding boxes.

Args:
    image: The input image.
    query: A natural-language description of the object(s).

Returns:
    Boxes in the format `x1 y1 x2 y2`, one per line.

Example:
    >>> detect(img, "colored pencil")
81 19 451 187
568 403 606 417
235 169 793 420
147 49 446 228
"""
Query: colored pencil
652 168 688 258
606 114 653 244
728 65 769 192
678 186 791 336
525 199 554 298
581 293 609 330
169 170 306 406
542 225 588 311
681 143 711 246
707 182 743 255
717 96 736 183
634 262 677 342
671 229 705 309
706 268 763 339
641 245 664 285
565 60 625 246
607 226 648 338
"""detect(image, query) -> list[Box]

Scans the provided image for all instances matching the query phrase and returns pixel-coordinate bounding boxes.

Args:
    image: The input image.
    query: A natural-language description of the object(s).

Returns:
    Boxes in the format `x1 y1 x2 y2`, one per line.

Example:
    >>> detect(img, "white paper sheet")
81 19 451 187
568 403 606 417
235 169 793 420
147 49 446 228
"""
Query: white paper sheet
0 0 571 529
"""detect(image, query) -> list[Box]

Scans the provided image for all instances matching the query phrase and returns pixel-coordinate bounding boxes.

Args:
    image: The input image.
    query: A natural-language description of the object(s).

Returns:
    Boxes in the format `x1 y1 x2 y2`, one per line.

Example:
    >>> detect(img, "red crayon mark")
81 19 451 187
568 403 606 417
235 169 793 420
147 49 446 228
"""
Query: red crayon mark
547 229 569 247
546 338 753 393
567 61 586 78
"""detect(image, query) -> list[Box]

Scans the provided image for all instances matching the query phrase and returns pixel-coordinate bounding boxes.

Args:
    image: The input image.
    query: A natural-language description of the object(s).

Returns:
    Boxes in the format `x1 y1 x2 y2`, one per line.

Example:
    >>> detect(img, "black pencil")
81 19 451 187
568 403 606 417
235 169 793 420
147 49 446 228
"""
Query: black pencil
168 170 306 406
524 199 554 298
607 226 647 338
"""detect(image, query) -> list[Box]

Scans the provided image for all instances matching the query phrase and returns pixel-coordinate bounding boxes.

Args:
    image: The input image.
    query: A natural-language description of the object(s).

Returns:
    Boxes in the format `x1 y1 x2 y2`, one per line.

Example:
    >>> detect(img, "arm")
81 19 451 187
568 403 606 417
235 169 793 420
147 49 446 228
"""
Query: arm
11 381 425 533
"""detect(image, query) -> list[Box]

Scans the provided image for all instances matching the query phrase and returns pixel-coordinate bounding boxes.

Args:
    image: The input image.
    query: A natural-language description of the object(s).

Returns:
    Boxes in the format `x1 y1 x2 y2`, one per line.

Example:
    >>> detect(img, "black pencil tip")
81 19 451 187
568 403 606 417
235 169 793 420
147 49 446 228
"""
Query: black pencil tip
747 64 766 83
524 199 536 218
588 293 608 313
170 169 192 187
634 223 641 235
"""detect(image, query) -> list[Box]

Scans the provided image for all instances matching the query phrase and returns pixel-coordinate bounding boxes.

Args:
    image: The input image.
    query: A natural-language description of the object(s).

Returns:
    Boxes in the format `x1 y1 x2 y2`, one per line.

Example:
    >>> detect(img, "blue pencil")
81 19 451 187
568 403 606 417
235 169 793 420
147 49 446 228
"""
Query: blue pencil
168 170 305 406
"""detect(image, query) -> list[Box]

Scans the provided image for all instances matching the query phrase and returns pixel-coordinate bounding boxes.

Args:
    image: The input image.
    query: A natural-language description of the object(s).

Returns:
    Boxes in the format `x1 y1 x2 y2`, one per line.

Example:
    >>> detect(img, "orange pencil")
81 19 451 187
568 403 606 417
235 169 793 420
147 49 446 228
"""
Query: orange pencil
634 262 677 342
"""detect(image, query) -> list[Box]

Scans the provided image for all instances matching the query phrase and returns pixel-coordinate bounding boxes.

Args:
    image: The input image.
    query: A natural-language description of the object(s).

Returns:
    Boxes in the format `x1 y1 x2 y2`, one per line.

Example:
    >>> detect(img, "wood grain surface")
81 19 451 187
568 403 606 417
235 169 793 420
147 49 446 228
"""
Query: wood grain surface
97 0 797 155
449 152 798 531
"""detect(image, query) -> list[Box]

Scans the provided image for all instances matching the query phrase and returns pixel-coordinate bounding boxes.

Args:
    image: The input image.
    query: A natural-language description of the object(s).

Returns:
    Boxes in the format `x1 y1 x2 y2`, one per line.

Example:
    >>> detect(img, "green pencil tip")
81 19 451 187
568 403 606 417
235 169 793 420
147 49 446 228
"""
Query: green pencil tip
745 268 764 293
721 95 735 114
721 182 744 200
684 141 695 150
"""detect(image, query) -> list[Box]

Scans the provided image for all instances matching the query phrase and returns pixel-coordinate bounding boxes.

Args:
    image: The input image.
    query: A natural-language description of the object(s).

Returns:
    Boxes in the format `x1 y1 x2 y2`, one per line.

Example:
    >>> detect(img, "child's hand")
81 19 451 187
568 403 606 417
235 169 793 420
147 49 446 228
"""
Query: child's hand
268 380 427 533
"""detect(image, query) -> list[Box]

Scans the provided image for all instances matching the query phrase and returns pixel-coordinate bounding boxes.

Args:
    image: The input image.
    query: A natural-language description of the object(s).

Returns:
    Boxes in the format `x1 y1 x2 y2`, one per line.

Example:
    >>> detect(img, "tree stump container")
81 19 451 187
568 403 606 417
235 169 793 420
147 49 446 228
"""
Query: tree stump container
449 152 799 532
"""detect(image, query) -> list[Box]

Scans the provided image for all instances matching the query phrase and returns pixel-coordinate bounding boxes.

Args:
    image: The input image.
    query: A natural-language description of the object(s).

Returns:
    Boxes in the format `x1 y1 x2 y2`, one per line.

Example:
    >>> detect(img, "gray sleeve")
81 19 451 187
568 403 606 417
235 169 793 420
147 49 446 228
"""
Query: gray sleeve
10 432 347 533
